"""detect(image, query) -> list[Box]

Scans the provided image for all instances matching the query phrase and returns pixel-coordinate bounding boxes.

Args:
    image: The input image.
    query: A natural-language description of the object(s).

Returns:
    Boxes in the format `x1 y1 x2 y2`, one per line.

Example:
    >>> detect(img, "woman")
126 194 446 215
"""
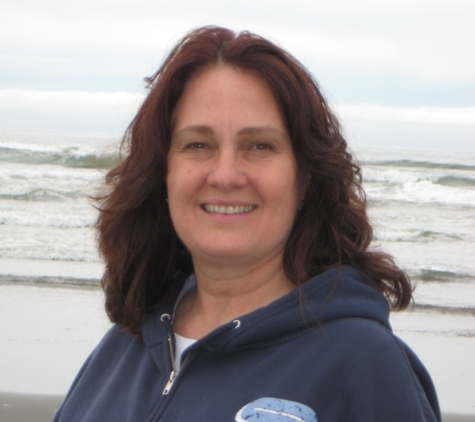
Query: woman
53 26 440 421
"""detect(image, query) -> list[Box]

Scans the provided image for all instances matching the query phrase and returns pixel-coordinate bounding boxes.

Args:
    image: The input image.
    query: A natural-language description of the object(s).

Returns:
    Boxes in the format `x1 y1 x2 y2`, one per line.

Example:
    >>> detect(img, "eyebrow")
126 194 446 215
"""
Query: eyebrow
237 126 285 136
175 125 214 136
175 125 285 136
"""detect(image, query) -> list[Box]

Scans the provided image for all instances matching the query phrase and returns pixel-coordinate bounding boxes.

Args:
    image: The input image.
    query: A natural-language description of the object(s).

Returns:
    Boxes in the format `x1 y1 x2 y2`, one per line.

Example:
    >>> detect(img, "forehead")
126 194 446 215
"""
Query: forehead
172 66 287 133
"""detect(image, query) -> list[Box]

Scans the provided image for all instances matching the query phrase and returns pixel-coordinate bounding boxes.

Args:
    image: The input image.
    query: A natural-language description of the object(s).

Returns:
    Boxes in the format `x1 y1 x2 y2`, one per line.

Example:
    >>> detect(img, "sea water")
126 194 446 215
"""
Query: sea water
0 129 112 286
1 127 474 317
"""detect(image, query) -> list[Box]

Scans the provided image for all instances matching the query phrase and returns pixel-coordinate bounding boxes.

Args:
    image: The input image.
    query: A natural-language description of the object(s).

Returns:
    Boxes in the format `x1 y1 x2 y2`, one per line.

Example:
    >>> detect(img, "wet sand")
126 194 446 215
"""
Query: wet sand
0 393 63 422
1 283 474 420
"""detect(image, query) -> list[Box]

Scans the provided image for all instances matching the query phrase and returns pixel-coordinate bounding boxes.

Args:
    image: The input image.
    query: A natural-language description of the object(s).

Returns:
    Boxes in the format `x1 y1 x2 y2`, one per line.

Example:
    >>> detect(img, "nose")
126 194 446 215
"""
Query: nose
206 149 248 190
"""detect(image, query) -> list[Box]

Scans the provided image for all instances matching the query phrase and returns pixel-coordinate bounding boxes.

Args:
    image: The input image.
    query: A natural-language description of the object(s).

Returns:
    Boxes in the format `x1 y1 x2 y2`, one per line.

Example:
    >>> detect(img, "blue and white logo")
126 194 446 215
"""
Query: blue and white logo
235 397 317 422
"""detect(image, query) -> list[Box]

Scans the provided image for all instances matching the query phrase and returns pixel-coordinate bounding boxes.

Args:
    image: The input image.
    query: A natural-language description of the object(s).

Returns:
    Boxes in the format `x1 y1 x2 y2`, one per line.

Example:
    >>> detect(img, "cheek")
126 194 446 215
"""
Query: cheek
166 161 207 209
166 163 185 229
166 159 190 199
268 164 300 207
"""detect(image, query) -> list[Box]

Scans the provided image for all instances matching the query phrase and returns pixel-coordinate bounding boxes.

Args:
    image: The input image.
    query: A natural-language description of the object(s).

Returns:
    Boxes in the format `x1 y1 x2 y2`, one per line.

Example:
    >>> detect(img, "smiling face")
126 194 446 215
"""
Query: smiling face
167 66 301 268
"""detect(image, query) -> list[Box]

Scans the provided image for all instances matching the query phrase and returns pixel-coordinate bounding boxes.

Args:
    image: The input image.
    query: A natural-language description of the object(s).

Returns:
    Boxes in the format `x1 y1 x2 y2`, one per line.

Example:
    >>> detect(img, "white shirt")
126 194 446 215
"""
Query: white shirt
174 333 197 368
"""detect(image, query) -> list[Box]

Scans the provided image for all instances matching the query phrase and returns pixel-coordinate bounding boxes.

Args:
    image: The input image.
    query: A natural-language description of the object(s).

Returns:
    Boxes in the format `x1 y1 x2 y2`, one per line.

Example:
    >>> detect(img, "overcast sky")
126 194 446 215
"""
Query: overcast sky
1 0 474 151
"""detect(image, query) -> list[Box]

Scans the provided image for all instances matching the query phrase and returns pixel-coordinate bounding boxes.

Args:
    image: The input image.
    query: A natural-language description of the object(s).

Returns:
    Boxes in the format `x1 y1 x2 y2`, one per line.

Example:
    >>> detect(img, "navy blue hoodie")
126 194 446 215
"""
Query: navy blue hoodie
53 267 441 422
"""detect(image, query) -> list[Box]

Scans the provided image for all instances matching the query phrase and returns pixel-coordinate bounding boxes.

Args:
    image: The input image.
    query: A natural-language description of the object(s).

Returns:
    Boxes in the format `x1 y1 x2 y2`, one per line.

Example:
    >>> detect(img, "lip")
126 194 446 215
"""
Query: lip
201 199 256 206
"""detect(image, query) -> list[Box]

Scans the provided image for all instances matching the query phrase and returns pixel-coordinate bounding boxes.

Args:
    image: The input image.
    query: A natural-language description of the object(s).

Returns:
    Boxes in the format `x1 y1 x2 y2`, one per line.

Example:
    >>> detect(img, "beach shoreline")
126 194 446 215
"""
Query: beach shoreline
1 282 474 418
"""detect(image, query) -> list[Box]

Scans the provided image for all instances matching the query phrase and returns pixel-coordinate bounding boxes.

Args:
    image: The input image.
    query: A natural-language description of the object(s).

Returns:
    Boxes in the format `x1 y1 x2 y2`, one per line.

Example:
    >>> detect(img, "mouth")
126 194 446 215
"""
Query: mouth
202 204 257 215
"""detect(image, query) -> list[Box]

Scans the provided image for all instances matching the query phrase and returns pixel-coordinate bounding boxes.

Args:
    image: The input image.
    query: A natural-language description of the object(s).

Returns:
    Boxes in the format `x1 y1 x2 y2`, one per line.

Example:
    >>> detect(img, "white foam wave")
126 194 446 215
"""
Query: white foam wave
364 167 425 184
0 128 120 152
373 228 463 243
366 180 475 207
363 166 475 184
0 200 96 228
0 225 99 262
363 165 475 207
0 162 102 198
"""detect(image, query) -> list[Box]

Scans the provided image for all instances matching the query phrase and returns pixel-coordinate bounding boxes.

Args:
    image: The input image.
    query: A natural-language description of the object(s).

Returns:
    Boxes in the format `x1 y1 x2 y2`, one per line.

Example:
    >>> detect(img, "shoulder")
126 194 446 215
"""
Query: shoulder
319 317 418 374
89 324 138 359
53 322 163 421
313 317 440 421
65 324 142 386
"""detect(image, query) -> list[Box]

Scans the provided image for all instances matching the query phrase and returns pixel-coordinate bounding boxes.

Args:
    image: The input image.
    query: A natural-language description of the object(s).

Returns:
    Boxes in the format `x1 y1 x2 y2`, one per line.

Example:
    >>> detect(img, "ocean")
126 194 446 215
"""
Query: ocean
1 127 474 317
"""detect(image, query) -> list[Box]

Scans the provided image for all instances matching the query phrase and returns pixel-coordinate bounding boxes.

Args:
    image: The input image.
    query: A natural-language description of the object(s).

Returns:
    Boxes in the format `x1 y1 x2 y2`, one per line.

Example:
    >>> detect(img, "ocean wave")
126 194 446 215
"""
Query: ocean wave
361 159 475 171
435 175 475 187
0 162 103 201
363 166 475 185
0 146 119 169
0 226 99 260
0 247 100 261
0 207 95 227
409 269 474 283
413 303 475 317
0 274 101 288
416 231 463 241
373 229 463 243
364 179 475 207
0 189 84 201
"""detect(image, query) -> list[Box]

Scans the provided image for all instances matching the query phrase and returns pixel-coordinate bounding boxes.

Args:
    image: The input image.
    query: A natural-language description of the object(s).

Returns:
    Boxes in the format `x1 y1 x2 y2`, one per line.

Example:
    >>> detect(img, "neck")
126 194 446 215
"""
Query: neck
173 253 294 339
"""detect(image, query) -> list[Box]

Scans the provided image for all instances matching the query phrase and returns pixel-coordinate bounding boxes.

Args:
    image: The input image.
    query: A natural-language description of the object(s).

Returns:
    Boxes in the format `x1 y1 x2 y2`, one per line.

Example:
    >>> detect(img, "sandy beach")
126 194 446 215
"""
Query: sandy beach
1 283 474 421
0 392 474 422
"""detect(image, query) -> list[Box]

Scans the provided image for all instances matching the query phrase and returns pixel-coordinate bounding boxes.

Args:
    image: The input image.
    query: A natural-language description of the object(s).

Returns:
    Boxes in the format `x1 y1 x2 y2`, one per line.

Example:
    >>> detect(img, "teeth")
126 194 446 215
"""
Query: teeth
203 204 256 214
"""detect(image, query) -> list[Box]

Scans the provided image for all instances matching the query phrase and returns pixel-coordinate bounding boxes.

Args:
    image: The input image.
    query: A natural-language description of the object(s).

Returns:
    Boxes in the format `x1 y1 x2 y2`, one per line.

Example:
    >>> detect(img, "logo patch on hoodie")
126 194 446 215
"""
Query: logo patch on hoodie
235 397 317 422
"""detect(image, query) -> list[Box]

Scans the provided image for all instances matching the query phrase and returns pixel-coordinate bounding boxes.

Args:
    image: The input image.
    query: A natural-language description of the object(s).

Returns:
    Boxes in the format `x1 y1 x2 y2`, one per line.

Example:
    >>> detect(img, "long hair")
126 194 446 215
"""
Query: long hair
96 26 412 334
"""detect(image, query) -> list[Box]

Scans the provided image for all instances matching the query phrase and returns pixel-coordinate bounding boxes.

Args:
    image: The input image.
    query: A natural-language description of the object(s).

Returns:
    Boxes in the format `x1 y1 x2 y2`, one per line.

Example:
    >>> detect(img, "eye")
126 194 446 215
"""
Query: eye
185 142 207 149
252 142 274 150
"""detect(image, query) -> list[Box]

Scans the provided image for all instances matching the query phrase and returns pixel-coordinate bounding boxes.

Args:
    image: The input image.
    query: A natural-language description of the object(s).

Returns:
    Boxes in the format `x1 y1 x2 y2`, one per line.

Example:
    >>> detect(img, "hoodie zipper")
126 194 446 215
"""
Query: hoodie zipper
162 335 178 395
160 313 240 396
162 334 190 395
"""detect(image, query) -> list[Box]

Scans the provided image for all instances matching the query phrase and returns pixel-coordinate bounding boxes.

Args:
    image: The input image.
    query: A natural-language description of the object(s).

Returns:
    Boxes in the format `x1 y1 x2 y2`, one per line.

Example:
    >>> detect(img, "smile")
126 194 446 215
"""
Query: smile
202 204 257 214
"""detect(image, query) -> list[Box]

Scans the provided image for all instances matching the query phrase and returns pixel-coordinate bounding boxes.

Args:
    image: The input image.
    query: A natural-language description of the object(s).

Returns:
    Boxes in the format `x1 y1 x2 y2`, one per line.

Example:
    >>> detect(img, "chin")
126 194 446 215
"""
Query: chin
193 244 259 264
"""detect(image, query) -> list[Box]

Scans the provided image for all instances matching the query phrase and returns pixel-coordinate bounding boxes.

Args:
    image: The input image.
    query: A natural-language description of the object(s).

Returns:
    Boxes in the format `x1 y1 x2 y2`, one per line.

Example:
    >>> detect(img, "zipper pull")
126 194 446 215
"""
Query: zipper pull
162 370 178 395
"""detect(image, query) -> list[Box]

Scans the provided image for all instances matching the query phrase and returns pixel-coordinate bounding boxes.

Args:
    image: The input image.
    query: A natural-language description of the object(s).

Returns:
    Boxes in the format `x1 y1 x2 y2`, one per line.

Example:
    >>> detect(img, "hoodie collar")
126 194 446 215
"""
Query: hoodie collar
142 267 390 353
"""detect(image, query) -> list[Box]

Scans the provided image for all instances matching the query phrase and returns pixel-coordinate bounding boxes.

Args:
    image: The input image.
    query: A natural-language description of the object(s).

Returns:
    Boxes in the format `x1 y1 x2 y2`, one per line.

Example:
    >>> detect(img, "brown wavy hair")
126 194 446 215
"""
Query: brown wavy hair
96 26 412 334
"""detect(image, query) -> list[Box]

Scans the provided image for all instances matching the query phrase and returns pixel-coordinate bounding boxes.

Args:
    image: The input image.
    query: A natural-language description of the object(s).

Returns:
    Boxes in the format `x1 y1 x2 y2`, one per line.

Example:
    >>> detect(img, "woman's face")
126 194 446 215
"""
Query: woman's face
167 66 301 268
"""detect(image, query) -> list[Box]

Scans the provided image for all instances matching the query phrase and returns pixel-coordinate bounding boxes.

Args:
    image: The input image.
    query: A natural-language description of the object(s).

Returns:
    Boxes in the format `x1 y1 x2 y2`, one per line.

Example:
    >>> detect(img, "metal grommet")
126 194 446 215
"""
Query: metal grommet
160 313 171 321
233 319 241 329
